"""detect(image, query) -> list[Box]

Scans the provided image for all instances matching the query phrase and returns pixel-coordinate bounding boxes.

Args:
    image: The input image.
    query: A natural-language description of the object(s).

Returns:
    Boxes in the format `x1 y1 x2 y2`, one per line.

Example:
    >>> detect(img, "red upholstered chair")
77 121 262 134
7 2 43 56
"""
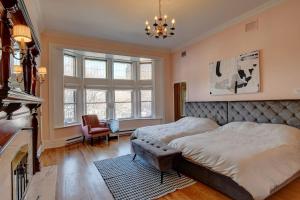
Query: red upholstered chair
81 115 110 145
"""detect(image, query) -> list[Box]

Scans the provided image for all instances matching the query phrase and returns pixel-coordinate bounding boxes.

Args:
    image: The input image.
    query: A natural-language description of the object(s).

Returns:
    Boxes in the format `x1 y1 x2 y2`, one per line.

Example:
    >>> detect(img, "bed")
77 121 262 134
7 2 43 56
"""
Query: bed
171 100 300 200
131 116 220 144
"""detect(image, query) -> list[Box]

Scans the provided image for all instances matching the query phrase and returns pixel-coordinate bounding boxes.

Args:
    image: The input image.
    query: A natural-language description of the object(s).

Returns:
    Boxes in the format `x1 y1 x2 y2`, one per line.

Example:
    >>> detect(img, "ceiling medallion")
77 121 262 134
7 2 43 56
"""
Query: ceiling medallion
144 0 176 39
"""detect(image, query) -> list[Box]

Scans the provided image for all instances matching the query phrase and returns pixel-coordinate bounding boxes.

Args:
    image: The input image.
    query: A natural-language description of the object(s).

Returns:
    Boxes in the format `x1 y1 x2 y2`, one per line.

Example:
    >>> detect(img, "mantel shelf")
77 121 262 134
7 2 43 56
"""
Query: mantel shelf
1 89 43 105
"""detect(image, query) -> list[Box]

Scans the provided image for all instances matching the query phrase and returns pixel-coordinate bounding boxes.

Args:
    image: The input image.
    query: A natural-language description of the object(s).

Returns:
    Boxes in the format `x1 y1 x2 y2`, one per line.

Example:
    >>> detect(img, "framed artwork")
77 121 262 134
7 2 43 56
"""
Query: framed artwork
209 50 260 95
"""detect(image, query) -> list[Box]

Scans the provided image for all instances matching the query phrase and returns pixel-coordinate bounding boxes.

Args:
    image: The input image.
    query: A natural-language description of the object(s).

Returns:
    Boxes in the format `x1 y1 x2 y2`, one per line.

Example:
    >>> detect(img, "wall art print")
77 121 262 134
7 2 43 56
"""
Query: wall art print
209 50 260 95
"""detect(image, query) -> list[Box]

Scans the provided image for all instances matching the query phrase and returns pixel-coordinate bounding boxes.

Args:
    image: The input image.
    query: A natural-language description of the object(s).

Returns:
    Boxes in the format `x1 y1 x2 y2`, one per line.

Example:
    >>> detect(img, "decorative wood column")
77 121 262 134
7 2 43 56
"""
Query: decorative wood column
0 10 12 91
22 49 33 94
27 104 41 174
31 49 39 96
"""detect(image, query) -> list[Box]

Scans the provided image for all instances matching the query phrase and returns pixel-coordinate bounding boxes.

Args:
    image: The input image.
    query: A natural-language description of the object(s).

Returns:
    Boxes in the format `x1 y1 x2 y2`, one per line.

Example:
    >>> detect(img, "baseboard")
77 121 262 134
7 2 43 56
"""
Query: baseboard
43 135 82 149
43 131 133 150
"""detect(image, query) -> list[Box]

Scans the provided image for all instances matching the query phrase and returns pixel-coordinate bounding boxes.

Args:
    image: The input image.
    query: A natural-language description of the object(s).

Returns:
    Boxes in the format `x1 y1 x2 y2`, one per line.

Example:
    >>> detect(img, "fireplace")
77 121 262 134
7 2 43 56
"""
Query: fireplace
11 144 31 200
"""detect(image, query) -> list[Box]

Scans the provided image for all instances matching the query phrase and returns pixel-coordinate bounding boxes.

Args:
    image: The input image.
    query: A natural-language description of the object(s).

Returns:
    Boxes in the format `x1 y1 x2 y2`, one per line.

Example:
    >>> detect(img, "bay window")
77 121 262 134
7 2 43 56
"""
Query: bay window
61 49 156 126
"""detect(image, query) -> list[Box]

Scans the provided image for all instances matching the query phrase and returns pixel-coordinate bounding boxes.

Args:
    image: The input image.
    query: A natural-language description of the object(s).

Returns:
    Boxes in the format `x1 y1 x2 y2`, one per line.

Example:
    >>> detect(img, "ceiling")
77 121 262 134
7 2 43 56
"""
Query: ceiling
39 0 275 49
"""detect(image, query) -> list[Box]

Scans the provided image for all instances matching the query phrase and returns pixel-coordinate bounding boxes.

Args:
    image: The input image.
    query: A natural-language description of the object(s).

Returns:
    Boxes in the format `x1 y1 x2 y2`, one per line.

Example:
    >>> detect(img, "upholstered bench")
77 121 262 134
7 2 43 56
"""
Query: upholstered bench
131 138 182 184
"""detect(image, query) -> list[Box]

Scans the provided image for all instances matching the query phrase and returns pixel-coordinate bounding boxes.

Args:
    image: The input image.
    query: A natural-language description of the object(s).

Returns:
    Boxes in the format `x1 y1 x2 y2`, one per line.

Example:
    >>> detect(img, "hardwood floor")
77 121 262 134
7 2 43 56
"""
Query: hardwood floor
40 135 300 200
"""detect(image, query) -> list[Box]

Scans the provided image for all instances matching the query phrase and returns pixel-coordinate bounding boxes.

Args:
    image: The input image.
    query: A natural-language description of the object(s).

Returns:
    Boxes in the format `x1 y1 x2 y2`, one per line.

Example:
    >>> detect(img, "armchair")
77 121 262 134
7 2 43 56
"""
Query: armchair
81 115 110 145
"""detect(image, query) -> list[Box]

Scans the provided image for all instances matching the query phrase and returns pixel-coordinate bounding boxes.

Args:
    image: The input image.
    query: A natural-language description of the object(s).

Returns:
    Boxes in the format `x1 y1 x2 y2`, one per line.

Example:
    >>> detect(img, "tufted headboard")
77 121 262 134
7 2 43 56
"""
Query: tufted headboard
185 102 228 125
228 100 300 128
185 100 300 128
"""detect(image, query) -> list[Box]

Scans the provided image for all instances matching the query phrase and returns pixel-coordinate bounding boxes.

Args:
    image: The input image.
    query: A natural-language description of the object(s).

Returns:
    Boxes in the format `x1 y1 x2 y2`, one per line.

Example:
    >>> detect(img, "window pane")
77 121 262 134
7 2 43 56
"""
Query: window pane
115 103 132 119
84 59 107 78
141 90 152 101
86 89 106 103
64 88 77 123
64 104 76 123
115 90 132 102
141 102 152 117
64 88 76 103
86 103 107 120
85 89 107 119
64 55 76 76
140 63 152 80
113 62 132 80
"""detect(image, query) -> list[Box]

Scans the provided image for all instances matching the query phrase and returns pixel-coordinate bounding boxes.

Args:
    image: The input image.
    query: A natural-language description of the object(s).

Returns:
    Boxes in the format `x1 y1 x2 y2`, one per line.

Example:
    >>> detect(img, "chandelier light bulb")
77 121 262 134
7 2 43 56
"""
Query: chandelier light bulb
145 21 149 25
154 16 158 20
172 19 175 24
164 15 167 19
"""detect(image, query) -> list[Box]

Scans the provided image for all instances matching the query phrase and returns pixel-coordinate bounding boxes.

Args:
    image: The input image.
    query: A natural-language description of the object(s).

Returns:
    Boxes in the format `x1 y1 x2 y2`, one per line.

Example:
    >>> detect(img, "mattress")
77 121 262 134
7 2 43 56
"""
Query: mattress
131 117 219 144
169 122 300 200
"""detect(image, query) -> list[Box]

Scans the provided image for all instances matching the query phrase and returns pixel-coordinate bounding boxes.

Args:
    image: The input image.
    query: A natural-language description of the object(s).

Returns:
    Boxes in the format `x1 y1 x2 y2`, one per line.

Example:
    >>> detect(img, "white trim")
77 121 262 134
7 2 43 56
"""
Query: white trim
172 0 286 52
37 144 44 158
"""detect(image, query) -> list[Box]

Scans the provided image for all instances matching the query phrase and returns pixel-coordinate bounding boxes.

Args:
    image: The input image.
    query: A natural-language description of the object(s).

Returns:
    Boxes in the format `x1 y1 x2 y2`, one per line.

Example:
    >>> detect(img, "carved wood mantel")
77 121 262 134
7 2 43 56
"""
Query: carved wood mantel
0 0 43 175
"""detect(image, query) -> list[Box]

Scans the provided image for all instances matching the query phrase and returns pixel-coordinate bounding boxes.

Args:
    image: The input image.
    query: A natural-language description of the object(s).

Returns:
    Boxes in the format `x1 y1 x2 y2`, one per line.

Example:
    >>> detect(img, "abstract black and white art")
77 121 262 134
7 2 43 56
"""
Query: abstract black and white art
209 50 260 95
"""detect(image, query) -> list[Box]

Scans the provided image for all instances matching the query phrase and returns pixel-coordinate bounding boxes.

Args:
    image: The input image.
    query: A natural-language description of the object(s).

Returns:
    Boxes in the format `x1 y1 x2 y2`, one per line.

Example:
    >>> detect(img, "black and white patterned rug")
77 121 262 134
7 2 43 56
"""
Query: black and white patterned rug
94 154 196 200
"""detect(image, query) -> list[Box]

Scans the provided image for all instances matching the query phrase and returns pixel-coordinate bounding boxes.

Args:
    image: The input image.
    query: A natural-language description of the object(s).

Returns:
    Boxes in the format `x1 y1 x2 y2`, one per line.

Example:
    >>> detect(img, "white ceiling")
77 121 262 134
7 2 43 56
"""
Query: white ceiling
39 0 277 50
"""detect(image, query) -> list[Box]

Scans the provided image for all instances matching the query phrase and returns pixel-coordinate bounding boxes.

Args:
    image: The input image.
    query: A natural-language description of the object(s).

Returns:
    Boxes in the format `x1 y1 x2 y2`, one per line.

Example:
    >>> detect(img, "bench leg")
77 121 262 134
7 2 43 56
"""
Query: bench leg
106 134 109 144
161 172 164 184
132 154 137 161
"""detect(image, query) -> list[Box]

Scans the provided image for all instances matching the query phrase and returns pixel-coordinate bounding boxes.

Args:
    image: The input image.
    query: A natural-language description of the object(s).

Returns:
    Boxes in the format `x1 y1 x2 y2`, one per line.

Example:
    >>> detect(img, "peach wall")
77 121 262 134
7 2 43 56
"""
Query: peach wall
172 0 300 102
40 32 173 148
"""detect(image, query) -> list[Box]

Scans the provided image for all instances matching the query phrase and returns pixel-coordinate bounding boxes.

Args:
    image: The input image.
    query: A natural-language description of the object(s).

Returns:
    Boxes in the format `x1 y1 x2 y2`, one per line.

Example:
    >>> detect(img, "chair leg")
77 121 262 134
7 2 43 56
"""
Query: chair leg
177 171 181 178
106 134 109 144
82 136 85 144
132 154 136 161
161 172 164 184
91 137 94 146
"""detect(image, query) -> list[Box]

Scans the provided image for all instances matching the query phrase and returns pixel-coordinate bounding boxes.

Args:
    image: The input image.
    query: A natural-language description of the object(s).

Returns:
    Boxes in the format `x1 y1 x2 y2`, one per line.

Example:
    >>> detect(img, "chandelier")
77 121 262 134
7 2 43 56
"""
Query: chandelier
144 0 176 39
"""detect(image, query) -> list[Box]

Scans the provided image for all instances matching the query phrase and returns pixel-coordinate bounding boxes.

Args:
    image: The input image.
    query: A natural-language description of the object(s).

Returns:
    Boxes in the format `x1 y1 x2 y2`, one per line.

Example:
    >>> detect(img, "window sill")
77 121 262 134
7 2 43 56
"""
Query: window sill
55 118 163 129
55 123 81 129
118 117 162 122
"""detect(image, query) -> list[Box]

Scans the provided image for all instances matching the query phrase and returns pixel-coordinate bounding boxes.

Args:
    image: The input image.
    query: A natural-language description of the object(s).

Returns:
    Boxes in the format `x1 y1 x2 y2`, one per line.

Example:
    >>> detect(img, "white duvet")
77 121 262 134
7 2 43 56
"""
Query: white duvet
169 122 300 200
131 117 219 144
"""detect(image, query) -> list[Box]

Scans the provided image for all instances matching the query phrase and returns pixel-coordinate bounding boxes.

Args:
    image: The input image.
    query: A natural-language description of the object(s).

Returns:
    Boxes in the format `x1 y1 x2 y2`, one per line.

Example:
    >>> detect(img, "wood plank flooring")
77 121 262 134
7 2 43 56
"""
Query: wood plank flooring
40 136 300 200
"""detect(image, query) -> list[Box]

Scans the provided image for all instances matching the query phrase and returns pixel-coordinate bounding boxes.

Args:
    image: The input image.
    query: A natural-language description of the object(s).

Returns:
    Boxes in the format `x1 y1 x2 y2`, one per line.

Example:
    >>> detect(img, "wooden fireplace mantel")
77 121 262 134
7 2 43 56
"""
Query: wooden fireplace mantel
0 0 43 175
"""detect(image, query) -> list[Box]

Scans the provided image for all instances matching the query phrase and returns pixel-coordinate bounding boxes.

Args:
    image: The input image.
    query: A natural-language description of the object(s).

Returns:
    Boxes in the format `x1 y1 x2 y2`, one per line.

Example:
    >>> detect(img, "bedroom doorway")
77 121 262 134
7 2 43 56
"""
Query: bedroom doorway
174 82 187 121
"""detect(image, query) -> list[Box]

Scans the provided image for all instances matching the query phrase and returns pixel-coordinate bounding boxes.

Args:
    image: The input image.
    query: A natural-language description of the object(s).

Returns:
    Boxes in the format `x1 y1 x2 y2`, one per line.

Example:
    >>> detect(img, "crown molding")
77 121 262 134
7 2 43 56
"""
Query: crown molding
171 0 286 53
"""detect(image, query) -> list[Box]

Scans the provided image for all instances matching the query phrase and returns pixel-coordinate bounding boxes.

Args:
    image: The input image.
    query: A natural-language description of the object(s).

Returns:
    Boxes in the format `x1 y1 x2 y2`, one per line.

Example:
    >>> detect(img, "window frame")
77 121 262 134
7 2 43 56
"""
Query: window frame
83 58 108 79
61 49 156 127
63 54 77 77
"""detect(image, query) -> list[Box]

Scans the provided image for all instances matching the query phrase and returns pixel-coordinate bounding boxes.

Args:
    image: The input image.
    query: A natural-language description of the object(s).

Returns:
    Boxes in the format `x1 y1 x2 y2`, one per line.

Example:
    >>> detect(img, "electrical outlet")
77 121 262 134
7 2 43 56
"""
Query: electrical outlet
294 89 300 96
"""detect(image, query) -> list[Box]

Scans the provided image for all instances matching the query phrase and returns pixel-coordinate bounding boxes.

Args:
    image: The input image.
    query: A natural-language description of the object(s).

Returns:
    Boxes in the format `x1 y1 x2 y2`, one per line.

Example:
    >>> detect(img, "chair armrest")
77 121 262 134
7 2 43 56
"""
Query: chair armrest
81 124 91 136
99 122 108 128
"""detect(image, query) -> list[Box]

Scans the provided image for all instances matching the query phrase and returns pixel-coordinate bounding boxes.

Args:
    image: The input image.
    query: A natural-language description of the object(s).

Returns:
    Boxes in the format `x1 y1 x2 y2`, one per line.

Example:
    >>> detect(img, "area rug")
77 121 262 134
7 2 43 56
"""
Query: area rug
94 154 196 200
